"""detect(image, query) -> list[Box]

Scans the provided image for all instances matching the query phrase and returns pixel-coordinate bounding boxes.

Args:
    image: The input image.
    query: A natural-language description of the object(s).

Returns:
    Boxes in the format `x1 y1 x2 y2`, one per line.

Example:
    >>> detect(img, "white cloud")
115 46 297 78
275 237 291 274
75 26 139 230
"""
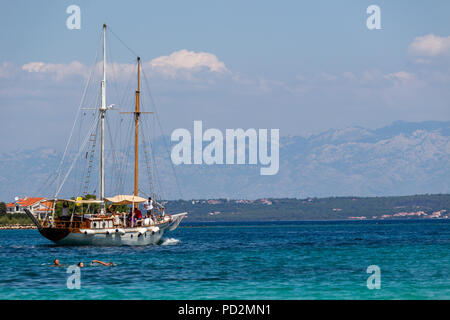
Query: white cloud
408 34 450 57
17 49 228 81
146 49 228 78
102 62 136 80
22 61 89 80
386 71 415 82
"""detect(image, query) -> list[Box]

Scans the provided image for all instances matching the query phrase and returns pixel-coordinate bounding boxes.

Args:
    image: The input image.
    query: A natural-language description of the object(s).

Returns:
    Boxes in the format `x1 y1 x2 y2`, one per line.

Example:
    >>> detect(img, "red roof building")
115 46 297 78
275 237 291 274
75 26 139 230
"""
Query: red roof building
5 197 47 215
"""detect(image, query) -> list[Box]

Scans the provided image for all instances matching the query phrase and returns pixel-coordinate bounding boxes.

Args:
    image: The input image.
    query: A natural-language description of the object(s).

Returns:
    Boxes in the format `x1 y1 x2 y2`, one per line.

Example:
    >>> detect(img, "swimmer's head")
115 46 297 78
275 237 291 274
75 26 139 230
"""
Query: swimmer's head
77 262 84 268
53 259 60 266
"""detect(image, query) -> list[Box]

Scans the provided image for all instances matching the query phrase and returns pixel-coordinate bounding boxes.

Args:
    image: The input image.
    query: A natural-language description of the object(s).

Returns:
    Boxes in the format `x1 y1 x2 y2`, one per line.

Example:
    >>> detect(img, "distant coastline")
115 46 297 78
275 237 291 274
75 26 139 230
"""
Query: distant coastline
166 194 450 222
1 194 450 228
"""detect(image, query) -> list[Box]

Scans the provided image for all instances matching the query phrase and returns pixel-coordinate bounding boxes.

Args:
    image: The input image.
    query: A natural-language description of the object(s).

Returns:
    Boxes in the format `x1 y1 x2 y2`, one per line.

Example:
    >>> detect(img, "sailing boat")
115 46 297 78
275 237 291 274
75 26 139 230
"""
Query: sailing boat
24 24 187 245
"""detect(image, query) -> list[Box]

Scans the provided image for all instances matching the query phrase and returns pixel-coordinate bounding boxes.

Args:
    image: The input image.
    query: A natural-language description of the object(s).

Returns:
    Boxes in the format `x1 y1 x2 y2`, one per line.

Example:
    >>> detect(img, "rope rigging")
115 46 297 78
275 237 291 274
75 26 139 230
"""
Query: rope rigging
83 121 99 195
140 118 155 199
142 67 184 200
47 26 184 205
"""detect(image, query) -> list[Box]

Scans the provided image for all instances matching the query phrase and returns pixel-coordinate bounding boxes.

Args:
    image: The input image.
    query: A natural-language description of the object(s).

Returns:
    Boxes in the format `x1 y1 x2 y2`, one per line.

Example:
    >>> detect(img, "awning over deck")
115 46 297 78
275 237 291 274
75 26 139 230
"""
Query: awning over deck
105 195 147 205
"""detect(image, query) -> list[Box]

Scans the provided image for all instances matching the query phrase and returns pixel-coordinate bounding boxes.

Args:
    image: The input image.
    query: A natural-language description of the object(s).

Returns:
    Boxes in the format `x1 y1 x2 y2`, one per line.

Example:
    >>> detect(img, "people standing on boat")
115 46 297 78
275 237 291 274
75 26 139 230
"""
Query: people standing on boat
145 197 166 221
135 207 142 221
156 204 166 221
127 209 132 227
145 197 153 216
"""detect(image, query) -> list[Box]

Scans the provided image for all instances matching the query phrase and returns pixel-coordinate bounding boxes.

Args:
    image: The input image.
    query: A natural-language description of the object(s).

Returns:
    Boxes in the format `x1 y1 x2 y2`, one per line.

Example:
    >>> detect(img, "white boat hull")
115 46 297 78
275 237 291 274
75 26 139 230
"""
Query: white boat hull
55 223 169 246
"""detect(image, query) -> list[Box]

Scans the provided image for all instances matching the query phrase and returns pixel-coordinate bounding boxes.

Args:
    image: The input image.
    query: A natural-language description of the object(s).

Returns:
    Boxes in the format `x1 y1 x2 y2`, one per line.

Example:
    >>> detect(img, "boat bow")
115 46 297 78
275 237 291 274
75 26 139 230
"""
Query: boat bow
169 212 187 231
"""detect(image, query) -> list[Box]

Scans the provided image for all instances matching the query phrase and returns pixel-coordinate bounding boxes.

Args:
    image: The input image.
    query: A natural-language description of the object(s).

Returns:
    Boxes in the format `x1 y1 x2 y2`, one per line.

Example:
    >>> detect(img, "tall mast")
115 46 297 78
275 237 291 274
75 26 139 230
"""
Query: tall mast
120 57 152 202
100 24 107 205
134 57 141 200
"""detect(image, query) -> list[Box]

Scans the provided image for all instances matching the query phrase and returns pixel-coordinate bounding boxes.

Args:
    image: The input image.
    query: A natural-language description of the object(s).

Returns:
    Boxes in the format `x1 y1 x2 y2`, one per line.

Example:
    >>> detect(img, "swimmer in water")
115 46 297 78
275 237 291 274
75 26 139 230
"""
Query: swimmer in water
53 259 61 266
77 262 85 268
91 260 114 266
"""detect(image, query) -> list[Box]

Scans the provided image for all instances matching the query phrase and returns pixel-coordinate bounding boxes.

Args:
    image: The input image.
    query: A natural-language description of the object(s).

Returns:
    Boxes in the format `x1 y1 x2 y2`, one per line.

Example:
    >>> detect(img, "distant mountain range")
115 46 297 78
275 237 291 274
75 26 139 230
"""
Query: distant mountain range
1 120 450 201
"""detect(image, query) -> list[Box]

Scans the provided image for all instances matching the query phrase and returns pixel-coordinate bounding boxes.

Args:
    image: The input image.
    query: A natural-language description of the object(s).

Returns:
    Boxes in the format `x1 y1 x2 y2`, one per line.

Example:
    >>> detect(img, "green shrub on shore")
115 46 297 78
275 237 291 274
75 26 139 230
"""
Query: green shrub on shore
0 202 6 216
0 213 32 226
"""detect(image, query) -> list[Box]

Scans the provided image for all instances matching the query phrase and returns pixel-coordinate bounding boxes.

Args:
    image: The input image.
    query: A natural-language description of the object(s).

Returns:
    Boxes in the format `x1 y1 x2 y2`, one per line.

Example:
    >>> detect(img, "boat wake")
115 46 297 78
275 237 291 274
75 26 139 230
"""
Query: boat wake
160 238 180 246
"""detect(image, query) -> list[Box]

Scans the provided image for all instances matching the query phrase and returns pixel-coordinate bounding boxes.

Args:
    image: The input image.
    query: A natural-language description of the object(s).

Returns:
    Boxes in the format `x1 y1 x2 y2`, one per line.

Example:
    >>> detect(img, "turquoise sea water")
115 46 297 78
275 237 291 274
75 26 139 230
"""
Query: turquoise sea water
0 220 448 299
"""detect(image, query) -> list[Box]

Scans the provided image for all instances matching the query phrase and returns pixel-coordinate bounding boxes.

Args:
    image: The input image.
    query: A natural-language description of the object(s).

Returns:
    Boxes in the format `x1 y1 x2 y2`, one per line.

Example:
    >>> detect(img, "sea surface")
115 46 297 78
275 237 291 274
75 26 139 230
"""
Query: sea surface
0 220 448 299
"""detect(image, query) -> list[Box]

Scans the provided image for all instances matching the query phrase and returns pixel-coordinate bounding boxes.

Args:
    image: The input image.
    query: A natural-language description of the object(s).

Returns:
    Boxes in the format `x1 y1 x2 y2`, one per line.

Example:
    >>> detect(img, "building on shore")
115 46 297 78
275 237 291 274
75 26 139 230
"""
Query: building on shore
5 197 53 218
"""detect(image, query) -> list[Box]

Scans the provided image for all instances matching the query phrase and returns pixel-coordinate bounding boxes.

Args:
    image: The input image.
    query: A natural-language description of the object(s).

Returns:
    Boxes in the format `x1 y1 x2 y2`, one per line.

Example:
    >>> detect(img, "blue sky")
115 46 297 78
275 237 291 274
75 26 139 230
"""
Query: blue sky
1 0 450 150
3 1 449 70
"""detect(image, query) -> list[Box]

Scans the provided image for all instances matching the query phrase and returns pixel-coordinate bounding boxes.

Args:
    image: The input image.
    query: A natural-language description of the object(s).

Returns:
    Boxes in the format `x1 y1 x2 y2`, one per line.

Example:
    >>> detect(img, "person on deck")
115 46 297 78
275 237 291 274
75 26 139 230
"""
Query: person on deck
145 197 153 217
127 210 132 227
135 207 142 220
